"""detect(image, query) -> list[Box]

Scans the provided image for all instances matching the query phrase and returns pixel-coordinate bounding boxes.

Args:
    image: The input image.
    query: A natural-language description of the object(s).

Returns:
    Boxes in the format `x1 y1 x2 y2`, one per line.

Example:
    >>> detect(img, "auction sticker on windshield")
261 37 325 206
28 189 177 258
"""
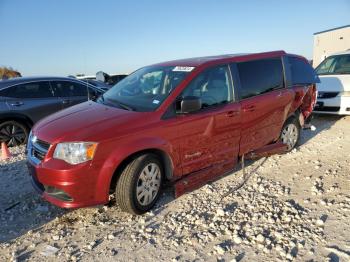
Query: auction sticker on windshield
173 66 195 72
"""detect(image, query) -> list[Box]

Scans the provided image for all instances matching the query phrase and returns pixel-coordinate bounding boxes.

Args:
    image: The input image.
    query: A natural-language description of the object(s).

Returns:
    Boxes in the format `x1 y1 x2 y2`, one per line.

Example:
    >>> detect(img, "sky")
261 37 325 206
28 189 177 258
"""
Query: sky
0 0 349 76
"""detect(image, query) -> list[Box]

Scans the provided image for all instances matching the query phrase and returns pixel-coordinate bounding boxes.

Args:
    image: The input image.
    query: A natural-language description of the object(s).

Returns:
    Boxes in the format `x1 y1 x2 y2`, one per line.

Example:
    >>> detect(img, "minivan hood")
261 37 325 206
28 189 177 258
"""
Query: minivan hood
317 74 350 92
33 101 148 143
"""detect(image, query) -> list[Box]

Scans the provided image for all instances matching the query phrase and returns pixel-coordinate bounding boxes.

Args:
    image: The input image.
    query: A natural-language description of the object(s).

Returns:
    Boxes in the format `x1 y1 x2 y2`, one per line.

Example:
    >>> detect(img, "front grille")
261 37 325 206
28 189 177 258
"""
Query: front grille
314 106 340 112
35 139 50 151
33 148 46 160
31 138 50 161
317 92 339 99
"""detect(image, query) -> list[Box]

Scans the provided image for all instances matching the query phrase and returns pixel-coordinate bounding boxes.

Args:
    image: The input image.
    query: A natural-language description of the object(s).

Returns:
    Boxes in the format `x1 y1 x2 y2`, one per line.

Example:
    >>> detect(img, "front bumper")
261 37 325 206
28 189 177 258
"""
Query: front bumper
26 142 109 208
313 95 350 115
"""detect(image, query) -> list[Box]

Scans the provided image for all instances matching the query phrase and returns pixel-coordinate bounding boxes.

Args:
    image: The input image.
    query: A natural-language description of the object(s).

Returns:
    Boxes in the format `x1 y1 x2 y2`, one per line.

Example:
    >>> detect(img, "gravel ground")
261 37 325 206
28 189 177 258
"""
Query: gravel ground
0 114 349 262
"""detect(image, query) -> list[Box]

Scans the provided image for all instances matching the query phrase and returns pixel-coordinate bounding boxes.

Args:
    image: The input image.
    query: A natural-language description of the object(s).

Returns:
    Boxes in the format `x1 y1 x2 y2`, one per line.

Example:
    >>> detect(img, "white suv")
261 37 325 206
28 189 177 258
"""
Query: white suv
314 50 350 115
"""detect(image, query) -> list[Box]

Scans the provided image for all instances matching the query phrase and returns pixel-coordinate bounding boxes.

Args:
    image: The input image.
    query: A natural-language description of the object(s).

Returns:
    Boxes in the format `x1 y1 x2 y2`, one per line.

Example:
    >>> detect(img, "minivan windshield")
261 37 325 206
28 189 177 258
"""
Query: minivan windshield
98 66 191 112
315 55 350 75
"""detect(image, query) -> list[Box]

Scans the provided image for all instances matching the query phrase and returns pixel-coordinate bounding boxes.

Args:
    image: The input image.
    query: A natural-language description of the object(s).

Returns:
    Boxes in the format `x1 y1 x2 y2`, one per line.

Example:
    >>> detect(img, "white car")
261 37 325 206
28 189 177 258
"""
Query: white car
314 50 350 115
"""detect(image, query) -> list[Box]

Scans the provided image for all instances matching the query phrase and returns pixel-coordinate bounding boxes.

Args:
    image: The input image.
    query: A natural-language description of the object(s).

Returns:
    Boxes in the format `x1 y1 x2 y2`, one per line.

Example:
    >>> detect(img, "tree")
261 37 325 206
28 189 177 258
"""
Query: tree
0 67 22 80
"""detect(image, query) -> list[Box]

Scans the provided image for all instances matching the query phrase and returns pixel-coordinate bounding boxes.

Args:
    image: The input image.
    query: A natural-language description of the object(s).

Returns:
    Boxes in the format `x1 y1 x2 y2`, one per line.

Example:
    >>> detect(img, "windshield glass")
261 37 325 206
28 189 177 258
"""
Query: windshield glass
315 55 350 75
99 66 191 111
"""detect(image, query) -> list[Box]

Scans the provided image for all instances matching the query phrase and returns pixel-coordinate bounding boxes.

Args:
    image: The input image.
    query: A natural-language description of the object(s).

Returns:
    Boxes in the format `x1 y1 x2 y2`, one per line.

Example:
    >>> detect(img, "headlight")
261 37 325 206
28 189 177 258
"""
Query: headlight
53 142 98 165
339 91 350 97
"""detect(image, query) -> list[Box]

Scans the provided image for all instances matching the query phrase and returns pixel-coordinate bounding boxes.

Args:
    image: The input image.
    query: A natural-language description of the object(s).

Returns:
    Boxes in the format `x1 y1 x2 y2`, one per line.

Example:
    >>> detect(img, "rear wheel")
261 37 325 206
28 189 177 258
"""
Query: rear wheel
280 117 300 151
0 121 29 147
115 154 163 215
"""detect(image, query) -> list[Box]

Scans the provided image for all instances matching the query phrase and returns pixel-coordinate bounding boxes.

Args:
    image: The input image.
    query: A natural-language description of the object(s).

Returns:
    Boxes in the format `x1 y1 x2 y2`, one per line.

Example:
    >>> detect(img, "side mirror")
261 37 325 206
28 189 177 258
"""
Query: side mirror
181 96 201 113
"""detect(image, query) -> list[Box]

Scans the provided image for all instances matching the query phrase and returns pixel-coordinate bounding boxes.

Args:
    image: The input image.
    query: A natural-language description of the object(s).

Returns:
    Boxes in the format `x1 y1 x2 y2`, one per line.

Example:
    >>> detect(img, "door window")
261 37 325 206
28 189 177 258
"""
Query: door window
288 56 319 85
51 81 87 97
5 81 53 98
237 58 284 99
179 65 233 109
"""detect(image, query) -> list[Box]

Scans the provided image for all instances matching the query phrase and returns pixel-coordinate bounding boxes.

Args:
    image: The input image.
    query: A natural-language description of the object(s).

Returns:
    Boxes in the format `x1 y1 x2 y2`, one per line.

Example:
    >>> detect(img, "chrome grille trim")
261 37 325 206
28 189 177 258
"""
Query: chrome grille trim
317 92 339 99
27 133 51 164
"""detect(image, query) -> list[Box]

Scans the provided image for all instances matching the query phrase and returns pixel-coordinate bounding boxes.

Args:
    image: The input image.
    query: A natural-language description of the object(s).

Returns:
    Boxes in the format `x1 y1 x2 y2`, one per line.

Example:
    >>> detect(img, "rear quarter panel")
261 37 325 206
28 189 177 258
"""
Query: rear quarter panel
289 84 317 120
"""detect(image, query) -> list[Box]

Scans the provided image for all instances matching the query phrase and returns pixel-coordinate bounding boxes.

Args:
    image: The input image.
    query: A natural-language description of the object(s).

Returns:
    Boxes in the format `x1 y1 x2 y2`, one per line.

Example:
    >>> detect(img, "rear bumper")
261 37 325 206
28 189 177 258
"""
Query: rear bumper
314 96 350 115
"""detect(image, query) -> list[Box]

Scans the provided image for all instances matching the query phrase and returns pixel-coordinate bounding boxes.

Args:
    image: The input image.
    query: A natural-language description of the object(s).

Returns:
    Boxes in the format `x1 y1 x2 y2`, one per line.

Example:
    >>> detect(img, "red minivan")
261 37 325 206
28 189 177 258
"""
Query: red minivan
27 51 318 214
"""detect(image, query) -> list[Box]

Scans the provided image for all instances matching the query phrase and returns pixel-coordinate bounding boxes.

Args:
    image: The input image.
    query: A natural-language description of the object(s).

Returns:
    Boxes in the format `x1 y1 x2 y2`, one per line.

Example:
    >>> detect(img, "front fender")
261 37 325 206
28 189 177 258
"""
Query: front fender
92 136 178 203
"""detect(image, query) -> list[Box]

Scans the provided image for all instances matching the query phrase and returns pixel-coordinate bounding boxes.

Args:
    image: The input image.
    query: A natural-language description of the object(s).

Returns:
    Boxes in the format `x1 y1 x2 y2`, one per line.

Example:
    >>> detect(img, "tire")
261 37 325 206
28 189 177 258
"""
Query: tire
280 117 300 151
0 120 29 147
115 154 163 215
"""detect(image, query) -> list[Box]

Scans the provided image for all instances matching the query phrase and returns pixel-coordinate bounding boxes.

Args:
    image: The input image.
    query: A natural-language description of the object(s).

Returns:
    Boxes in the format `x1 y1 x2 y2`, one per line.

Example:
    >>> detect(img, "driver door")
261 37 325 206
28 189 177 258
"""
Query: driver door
175 65 241 176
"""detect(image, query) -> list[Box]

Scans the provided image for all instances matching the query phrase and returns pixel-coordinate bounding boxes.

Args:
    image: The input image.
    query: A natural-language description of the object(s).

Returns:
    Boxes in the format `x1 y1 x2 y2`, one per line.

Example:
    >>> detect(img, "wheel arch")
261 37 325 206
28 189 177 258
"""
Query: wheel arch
108 147 174 194
284 108 302 127
0 113 33 129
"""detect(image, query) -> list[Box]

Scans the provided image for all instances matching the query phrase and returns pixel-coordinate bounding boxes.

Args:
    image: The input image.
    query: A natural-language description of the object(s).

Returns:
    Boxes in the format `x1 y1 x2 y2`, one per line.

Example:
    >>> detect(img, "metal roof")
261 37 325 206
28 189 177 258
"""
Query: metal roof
0 76 104 91
314 25 350 35
152 51 287 67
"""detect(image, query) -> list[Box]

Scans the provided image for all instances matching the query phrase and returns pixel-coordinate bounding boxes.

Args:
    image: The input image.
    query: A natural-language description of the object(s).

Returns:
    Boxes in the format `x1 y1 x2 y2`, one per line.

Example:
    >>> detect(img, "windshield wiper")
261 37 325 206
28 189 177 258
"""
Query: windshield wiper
106 98 134 111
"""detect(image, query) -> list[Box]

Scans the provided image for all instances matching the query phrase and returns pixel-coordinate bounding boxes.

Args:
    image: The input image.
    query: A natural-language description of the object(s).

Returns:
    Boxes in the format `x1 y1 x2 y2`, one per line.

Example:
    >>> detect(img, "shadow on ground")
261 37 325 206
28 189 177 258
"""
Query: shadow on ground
299 114 344 146
0 159 68 244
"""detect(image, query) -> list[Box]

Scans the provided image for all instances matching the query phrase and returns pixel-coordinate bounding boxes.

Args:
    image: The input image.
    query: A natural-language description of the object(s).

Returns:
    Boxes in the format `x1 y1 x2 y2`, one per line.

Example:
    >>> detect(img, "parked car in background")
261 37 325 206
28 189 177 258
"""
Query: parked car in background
314 50 350 115
80 79 112 91
106 74 128 85
0 76 104 146
76 72 128 86
27 51 318 214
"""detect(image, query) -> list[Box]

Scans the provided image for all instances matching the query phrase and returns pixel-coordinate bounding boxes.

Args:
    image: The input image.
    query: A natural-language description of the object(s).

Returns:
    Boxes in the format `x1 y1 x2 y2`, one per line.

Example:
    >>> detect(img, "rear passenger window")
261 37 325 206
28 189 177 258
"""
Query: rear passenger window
6 82 53 98
288 57 320 85
237 58 284 99
51 81 87 97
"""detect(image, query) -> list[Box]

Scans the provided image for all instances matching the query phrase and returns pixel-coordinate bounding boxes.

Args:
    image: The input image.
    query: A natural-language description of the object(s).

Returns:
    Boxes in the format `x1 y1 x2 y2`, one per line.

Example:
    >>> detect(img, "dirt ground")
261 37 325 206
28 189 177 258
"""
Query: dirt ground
0 114 349 262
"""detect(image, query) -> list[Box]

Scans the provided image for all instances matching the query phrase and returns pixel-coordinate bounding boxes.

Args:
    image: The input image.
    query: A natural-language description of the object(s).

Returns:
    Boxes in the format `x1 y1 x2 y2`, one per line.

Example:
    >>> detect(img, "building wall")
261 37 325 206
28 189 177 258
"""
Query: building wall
313 27 350 67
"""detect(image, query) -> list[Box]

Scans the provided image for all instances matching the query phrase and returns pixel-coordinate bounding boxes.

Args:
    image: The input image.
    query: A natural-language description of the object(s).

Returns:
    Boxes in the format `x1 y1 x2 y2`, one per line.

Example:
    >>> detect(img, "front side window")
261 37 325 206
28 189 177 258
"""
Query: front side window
179 65 233 109
315 55 350 75
51 81 87 97
100 66 190 112
6 81 53 98
237 58 284 99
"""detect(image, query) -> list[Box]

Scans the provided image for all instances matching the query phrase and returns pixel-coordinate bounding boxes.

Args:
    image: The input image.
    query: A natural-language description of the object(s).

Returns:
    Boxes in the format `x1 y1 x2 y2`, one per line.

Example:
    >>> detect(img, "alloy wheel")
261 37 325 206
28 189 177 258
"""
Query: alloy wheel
281 123 299 150
136 163 161 206
0 123 26 147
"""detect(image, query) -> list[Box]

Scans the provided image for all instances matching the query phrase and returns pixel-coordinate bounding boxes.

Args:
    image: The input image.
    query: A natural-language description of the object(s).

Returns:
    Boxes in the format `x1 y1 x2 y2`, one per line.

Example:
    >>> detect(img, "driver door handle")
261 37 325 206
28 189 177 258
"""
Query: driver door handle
10 102 24 107
226 110 240 117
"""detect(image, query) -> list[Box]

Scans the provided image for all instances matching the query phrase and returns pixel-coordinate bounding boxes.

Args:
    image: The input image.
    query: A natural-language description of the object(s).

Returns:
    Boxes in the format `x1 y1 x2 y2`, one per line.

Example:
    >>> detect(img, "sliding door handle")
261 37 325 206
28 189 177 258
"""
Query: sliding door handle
242 105 256 112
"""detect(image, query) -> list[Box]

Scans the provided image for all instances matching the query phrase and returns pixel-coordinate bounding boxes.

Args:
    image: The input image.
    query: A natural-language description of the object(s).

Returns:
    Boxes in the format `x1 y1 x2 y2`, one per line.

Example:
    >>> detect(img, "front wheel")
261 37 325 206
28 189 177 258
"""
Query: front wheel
280 117 300 151
115 154 163 215
0 120 29 147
